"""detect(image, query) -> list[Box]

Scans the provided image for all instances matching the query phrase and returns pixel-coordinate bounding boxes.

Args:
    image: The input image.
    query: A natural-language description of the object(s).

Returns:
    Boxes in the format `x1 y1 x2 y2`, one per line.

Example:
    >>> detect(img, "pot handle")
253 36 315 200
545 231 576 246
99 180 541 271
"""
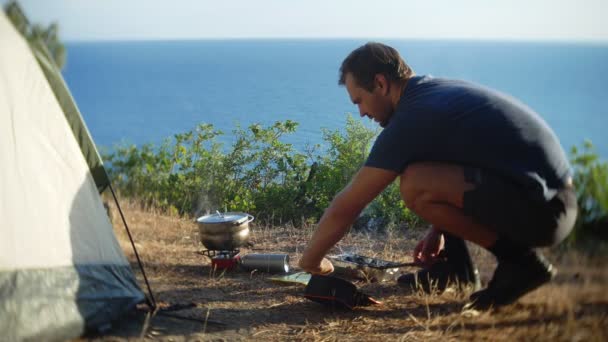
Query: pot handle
246 214 255 223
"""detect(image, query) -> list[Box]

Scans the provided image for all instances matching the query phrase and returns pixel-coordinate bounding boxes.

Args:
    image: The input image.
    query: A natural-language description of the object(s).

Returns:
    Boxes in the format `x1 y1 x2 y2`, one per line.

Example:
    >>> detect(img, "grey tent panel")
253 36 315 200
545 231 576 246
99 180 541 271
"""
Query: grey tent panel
0 265 144 342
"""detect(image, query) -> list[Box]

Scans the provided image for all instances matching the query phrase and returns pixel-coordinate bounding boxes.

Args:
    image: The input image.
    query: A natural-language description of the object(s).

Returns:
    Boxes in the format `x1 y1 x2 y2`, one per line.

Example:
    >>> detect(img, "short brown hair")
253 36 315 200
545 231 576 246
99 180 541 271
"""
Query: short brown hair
339 42 414 91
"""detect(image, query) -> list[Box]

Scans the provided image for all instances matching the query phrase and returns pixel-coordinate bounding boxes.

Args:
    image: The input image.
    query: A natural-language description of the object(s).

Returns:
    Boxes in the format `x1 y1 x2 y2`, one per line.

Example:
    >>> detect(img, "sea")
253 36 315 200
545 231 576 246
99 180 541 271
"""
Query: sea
62 39 608 159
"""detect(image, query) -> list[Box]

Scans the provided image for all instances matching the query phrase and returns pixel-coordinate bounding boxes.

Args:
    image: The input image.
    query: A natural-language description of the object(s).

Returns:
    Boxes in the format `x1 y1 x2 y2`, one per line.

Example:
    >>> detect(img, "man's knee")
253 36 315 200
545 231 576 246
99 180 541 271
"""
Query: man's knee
399 164 426 209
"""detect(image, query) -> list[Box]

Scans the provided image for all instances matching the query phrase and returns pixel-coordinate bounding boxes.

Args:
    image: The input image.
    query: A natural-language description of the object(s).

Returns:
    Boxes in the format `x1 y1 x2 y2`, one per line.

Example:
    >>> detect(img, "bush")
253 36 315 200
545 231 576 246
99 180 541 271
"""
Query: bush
104 120 608 242
568 141 608 243
103 117 421 228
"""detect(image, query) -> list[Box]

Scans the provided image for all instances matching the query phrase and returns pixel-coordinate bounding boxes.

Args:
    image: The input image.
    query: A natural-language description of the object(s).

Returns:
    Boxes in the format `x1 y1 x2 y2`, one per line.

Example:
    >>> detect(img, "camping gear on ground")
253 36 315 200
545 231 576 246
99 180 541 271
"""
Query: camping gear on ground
195 211 253 272
304 275 381 310
269 272 312 286
239 253 290 273
197 250 290 273
328 253 423 282
196 212 254 250
0 10 145 341
197 249 242 271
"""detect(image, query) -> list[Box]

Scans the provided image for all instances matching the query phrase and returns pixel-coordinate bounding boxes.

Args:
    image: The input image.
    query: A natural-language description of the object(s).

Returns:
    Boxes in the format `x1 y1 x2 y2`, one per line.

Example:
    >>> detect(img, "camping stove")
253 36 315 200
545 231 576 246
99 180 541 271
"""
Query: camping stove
200 249 241 270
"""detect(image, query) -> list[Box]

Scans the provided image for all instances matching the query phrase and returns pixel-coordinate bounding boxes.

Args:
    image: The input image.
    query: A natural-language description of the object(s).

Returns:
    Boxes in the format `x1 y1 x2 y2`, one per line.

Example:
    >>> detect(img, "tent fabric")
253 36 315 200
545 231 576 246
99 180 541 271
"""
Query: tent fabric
5 0 109 192
1 266 143 342
30 32 110 193
0 11 144 341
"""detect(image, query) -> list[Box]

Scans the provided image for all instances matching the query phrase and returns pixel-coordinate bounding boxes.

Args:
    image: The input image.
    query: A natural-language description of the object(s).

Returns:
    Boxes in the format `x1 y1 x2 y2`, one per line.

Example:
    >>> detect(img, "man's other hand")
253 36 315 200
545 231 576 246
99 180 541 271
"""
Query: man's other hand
413 227 445 266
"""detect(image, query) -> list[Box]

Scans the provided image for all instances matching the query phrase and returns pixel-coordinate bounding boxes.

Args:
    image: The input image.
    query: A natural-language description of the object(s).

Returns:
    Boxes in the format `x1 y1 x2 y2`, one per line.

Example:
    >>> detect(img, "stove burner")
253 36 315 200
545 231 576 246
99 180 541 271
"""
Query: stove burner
199 249 241 270
200 249 240 259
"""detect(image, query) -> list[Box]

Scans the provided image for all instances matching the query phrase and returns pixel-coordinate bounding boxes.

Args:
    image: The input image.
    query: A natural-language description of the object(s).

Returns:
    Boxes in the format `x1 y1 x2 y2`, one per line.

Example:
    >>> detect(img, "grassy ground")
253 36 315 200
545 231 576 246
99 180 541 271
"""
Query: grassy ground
89 200 608 341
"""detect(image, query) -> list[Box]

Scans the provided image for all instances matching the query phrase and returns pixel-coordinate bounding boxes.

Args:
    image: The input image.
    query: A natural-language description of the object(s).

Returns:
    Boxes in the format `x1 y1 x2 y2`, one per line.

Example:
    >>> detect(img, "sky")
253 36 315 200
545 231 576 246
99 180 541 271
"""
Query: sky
4 0 608 42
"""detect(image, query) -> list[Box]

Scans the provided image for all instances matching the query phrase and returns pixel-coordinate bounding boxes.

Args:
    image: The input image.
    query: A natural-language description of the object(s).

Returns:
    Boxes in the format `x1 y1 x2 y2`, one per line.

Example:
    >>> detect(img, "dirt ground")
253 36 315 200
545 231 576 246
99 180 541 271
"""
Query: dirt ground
85 201 608 341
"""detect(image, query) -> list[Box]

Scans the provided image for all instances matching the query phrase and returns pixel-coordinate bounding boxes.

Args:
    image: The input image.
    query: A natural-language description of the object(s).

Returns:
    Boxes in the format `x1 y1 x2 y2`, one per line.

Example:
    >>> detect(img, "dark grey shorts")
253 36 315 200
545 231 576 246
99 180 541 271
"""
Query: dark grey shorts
462 167 578 247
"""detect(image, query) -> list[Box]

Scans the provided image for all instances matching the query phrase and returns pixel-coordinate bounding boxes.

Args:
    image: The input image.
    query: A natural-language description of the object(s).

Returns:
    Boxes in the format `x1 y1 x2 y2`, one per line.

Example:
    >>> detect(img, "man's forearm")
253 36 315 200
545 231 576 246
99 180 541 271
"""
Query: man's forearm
300 198 360 267
299 166 398 271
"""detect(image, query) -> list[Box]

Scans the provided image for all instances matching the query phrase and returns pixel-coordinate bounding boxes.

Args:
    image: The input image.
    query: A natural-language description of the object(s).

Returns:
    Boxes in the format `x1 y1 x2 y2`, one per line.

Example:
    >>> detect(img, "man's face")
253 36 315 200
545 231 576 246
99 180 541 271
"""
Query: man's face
344 73 393 127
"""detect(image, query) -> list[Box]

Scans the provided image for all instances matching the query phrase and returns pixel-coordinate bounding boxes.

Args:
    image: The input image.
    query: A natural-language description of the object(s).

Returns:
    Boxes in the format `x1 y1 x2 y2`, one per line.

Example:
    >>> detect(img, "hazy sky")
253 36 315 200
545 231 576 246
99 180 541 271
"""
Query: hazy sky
5 0 608 42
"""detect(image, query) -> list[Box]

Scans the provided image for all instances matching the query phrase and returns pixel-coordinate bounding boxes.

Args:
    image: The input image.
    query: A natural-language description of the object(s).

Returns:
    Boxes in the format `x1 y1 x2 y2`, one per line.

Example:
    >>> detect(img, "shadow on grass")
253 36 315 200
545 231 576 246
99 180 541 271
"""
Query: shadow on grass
90 294 608 339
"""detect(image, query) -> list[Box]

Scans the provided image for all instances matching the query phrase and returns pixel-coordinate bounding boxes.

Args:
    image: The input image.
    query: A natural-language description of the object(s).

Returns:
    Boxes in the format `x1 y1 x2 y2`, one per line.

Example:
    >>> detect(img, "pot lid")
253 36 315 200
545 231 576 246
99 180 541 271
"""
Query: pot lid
196 212 250 224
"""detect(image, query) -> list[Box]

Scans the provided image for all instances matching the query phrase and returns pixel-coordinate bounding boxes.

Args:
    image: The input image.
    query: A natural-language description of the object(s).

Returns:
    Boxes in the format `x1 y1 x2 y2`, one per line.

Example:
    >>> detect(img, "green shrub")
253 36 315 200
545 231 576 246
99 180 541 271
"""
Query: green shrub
103 117 421 227
365 180 423 230
105 121 310 221
104 124 224 213
103 119 608 242
568 141 608 243
303 115 379 214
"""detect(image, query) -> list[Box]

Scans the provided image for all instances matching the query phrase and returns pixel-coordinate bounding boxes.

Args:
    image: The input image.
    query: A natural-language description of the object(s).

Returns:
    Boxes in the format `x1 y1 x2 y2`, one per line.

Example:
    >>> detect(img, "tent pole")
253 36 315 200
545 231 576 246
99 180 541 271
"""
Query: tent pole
108 183 157 310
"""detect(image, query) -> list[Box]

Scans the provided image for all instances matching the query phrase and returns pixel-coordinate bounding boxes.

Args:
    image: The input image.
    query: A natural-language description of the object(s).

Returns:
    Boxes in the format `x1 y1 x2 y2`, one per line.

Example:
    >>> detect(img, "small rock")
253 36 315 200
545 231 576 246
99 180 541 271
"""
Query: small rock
461 309 481 318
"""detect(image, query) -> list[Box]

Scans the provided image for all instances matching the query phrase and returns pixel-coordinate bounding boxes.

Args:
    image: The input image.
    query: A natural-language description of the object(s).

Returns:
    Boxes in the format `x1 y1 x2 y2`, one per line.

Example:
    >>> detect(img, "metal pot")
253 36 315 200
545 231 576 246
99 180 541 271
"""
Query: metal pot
196 212 254 250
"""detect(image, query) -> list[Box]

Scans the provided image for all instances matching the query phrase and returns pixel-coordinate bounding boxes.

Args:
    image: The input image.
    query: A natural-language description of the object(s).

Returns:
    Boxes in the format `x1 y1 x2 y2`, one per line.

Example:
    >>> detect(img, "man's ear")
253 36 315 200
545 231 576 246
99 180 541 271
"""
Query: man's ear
374 74 389 95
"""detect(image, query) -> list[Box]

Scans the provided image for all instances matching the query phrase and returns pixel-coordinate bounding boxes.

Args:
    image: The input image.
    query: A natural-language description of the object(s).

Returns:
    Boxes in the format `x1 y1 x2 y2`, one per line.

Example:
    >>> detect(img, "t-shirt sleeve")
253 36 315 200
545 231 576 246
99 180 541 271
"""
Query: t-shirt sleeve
365 129 405 173
364 106 440 174
364 115 414 173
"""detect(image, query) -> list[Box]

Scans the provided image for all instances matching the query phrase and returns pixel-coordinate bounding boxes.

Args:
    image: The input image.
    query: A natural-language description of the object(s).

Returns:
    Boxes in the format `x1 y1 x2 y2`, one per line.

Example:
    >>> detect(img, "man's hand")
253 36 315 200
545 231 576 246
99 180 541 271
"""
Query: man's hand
299 166 398 275
299 257 334 275
413 226 445 266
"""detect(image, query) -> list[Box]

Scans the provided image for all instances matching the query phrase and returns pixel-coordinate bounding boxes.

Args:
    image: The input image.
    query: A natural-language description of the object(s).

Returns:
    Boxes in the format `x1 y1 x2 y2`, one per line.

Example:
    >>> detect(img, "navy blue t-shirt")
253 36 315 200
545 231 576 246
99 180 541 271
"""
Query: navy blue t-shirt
365 75 571 201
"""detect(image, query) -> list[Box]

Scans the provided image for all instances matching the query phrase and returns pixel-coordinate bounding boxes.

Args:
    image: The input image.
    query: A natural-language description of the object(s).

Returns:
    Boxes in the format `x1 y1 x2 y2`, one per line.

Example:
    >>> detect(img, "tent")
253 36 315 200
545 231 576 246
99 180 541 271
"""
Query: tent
0 9 145 341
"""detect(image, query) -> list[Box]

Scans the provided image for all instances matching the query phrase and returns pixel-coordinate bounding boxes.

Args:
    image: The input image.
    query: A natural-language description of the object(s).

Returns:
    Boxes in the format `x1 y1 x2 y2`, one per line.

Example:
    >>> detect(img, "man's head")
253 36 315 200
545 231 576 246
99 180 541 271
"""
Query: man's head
339 42 414 127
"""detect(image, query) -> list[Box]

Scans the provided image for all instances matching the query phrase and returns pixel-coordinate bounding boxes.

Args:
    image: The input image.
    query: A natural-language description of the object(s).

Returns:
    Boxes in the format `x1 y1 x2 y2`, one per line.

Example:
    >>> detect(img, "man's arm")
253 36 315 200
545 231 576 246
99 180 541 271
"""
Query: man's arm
299 166 399 273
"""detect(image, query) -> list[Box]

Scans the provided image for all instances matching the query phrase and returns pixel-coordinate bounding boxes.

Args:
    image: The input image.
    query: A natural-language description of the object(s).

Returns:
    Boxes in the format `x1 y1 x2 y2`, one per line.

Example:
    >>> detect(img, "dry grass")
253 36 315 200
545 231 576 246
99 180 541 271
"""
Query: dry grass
92 199 608 341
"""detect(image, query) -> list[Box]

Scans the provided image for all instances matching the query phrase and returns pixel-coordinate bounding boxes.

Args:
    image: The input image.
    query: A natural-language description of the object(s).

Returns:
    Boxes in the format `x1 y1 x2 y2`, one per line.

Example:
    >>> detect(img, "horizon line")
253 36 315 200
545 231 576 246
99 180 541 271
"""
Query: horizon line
63 36 608 45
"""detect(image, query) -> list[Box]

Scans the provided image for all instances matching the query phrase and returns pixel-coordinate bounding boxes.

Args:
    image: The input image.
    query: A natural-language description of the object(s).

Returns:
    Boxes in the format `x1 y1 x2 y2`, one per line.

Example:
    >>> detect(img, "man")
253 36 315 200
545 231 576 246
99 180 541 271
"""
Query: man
298 42 577 310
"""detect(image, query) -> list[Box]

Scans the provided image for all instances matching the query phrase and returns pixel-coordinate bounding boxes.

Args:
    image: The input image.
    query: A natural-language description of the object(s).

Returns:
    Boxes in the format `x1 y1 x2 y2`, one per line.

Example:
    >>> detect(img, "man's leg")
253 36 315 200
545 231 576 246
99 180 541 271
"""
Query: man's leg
399 162 563 309
399 162 497 247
